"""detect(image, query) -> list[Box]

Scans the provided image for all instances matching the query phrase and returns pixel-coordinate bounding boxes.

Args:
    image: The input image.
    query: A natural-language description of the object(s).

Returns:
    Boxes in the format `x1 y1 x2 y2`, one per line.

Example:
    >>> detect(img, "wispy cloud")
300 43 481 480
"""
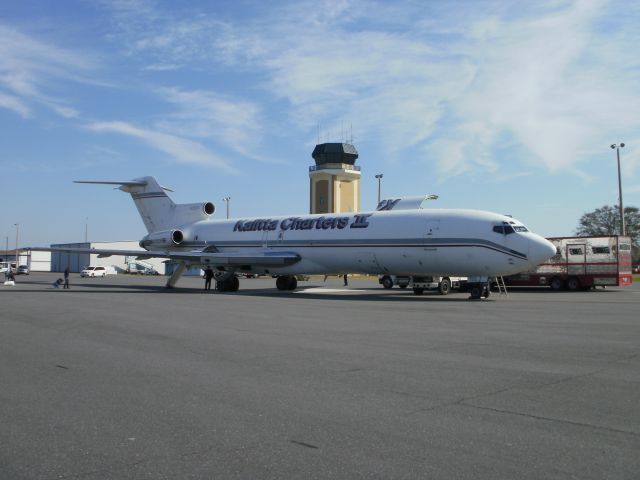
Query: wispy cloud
154 87 266 162
86 120 237 173
104 0 640 179
0 92 29 117
0 25 96 118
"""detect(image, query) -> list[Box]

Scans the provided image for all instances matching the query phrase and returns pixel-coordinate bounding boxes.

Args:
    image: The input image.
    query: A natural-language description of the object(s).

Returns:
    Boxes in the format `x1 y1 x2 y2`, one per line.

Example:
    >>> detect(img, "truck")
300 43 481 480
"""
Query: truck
502 235 633 291
379 275 467 295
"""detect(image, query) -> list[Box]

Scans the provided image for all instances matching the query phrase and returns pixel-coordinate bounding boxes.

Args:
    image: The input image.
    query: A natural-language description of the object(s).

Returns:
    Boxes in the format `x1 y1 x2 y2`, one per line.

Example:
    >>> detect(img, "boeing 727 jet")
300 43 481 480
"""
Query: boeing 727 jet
32 176 556 299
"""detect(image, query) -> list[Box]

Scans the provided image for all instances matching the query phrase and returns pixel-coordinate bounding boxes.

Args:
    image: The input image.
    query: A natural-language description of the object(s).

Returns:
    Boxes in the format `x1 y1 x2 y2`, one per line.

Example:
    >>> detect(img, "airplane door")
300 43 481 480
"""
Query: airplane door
425 219 440 237
567 244 586 275
261 230 269 247
422 219 441 271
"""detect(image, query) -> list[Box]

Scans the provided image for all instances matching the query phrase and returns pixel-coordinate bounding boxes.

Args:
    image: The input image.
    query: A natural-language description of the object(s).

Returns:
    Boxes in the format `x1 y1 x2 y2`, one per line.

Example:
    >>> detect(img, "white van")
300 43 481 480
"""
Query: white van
80 266 117 278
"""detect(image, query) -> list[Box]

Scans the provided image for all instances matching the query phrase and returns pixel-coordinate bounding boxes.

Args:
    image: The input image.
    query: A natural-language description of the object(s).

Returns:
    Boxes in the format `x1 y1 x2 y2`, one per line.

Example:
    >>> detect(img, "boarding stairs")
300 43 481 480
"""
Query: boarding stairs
493 276 509 297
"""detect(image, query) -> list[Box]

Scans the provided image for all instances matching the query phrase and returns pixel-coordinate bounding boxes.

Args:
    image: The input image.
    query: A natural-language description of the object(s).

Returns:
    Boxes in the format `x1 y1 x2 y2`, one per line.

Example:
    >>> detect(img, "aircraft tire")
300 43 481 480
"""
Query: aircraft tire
276 276 289 291
287 276 298 290
439 278 451 295
229 276 240 292
469 284 483 299
381 276 393 289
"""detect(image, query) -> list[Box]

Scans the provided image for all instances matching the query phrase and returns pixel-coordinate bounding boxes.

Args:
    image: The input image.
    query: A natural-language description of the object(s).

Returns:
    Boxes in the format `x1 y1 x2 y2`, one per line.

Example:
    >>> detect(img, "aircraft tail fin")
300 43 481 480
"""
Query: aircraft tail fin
74 177 215 234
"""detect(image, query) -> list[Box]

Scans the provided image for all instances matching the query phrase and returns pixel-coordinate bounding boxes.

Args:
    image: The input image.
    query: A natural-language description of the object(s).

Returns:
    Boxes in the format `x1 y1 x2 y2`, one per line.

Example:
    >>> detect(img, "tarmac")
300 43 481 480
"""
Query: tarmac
1 272 639 479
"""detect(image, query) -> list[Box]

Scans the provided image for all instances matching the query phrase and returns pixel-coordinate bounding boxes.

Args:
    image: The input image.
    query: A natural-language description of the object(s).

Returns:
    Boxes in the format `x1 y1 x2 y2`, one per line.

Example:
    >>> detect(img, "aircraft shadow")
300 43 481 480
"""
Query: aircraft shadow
4 279 480 302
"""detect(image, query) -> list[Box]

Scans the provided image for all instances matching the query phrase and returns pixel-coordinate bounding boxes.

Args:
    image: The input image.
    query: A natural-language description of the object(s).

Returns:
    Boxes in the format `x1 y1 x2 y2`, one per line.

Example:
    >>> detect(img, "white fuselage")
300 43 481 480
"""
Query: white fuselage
170 208 555 278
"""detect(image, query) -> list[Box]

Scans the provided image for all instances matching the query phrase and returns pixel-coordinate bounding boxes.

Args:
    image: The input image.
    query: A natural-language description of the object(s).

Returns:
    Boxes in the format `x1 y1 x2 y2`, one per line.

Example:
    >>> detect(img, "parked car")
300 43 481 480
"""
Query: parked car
80 266 108 278
17 265 29 275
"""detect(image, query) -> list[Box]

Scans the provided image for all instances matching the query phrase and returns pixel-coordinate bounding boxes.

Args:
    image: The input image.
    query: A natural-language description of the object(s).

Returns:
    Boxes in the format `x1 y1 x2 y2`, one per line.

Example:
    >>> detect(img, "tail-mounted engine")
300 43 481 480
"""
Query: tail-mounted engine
173 202 215 224
139 229 185 250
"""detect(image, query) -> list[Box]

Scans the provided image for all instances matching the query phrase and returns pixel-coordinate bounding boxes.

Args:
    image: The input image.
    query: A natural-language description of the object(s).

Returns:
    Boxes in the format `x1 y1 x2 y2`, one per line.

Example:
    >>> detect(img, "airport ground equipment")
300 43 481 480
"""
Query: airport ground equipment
502 235 633 290
379 275 467 295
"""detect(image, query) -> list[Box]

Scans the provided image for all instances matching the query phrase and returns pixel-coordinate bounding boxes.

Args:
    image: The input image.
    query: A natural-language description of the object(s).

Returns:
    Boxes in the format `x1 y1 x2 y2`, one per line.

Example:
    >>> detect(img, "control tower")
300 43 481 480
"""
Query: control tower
309 143 361 214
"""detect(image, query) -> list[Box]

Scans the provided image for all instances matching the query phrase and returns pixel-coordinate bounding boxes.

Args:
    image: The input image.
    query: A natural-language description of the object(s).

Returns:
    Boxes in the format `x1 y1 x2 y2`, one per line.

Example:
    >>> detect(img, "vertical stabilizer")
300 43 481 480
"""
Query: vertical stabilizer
74 176 176 233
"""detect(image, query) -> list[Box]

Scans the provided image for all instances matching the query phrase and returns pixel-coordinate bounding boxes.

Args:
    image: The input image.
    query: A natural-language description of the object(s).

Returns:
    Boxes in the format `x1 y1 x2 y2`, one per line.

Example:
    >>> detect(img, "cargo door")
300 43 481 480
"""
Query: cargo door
355 252 383 274
566 244 586 276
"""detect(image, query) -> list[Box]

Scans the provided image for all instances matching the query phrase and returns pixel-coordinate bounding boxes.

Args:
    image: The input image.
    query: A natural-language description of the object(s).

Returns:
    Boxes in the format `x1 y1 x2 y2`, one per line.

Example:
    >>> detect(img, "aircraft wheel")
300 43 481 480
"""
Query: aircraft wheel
412 287 424 295
287 276 298 290
567 277 580 291
439 278 451 295
550 277 564 291
469 285 483 299
229 276 240 292
381 276 393 289
276 276 289 291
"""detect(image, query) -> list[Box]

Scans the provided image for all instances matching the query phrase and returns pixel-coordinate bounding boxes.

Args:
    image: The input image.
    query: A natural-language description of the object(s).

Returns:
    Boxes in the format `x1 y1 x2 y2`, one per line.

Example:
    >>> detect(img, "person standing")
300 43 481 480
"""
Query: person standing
343 274 348 286
64 267 70 289
204 267 214 291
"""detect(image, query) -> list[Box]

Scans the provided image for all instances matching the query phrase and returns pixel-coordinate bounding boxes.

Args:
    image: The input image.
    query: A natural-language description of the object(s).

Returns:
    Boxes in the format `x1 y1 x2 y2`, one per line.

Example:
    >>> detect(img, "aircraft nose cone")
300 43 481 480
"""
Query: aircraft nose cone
529 236 556 264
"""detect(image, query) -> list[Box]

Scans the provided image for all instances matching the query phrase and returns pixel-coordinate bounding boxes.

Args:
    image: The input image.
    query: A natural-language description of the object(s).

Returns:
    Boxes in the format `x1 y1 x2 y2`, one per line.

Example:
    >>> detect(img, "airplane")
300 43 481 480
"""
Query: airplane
30 176 556 299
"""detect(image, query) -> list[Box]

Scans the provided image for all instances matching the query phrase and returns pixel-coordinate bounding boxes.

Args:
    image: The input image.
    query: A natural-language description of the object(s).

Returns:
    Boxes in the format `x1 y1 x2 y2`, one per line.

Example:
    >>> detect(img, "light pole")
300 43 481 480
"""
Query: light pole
375 174 384 205
85 217 88 243
14 223 19 270
610 143 626 236
223 197 231 219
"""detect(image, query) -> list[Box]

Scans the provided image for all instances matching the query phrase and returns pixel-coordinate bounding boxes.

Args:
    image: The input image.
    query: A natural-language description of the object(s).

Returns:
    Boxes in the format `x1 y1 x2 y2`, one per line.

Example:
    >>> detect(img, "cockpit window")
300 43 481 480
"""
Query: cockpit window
493 225 515 235
513 226 528 232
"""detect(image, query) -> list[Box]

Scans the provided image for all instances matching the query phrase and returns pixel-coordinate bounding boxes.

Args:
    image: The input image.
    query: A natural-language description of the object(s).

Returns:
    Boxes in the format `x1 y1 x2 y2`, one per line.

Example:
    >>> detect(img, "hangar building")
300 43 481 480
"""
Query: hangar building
50 241 167 274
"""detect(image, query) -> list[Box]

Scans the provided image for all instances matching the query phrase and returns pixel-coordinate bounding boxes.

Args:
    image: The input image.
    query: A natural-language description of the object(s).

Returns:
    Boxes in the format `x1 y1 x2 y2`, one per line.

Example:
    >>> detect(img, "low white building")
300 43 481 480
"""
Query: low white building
49 241 167 274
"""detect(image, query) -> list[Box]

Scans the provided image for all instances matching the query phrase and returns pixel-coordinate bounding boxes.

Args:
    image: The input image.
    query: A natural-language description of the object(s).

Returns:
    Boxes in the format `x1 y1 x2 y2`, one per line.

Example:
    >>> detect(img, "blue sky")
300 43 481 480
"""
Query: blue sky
2 0 639 247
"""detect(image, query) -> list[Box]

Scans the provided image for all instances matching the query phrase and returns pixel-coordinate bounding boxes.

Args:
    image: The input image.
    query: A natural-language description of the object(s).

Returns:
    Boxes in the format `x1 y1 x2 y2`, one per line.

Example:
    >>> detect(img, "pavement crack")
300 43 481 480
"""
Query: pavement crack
461 403 640 437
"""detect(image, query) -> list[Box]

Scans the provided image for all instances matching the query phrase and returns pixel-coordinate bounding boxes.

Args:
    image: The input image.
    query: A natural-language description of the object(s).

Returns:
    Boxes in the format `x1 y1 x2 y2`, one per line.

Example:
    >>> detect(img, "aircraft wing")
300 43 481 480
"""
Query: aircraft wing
27 247 301 267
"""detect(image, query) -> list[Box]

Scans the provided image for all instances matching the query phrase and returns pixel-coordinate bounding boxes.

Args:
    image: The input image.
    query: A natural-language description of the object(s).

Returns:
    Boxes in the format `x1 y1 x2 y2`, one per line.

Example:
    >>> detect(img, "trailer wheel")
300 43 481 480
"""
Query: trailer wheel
439 278 451 295
399 284 408 289
381 276 393 289
550 277 564 291
413 287 425 295
567 277 580 291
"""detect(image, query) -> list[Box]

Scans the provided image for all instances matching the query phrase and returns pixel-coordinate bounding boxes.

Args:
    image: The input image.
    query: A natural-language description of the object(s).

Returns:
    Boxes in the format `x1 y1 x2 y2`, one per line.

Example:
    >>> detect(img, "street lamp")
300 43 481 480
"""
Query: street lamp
610 143 626 236
375 174 384 205
14 223 19 270
223 197 231 219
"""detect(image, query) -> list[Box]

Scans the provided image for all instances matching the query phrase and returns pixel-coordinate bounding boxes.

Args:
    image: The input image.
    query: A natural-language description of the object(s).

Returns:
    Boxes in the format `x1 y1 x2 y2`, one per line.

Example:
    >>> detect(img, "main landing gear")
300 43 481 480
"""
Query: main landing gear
216 275 240 292
276 275 298 291
466 276 491 300
468 283 491 300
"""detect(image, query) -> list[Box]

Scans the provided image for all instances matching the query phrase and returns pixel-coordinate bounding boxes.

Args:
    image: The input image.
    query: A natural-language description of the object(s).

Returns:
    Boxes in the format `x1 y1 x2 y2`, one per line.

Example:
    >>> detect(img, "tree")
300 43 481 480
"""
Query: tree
576 205 639 246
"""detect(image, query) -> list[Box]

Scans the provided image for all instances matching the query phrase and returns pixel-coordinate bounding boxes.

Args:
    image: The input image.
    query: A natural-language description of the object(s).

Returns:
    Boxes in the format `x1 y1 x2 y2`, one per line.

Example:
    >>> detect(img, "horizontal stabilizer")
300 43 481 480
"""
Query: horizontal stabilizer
74 180 174 192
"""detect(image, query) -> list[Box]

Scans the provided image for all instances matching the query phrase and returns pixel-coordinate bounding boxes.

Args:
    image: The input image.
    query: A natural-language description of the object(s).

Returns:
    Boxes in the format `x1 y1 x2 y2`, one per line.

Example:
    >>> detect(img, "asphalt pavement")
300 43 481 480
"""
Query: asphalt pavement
1 273 639 479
